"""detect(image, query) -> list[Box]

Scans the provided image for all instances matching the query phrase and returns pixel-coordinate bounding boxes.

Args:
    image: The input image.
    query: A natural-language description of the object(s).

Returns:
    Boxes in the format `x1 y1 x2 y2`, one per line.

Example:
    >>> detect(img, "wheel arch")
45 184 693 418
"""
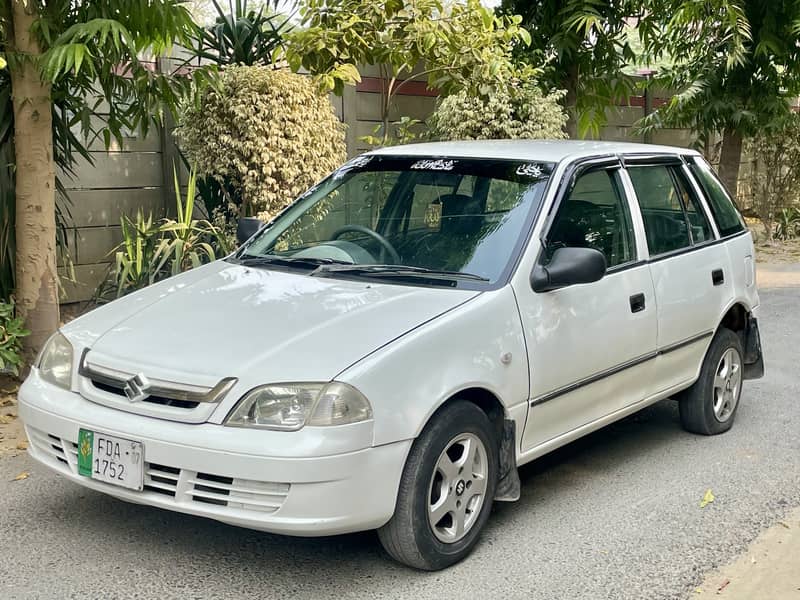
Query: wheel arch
422 386 508 440
717 301 750 335
417 386 521 502
687 299 759 386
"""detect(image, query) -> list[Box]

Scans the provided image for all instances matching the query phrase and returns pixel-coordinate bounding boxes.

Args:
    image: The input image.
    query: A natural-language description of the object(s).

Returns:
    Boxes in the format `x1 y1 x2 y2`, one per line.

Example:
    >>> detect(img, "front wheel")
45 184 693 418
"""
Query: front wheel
679 328 744 435
378 401 498 570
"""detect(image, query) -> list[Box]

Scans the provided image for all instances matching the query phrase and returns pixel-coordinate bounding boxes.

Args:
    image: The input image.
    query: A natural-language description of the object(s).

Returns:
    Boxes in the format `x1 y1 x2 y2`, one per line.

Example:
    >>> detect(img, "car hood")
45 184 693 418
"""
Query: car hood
69 261 478 383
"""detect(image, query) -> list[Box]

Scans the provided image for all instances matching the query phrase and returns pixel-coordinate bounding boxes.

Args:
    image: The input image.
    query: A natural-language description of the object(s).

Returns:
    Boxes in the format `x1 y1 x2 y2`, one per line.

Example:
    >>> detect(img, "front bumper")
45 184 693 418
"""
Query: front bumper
19 375 411 536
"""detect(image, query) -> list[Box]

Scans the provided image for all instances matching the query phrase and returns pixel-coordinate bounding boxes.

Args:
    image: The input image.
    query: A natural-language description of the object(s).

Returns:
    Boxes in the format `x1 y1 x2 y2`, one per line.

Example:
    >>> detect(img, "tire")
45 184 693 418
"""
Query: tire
377 401 499 571
678 328 744 435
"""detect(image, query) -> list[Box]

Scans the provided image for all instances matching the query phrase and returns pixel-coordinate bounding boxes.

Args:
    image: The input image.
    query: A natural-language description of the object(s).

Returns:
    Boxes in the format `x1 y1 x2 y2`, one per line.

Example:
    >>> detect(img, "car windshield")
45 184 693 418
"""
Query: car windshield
237 155 553 287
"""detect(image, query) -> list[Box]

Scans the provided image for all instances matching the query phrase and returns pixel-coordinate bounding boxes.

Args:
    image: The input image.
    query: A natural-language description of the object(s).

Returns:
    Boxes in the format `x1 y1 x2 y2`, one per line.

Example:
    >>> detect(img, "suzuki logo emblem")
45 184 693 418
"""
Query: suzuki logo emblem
123 373 151 403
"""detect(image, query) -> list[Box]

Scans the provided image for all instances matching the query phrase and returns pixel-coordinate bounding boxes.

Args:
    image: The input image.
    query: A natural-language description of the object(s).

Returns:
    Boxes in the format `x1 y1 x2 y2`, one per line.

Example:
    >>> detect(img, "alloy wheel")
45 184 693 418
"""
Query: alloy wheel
713 347 742 422
427 433 488 543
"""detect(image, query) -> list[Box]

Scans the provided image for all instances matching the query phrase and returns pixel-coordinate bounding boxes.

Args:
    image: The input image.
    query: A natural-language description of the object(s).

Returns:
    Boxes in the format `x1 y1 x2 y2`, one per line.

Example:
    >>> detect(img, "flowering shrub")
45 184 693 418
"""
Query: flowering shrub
428 84 568 141
176 66 346 220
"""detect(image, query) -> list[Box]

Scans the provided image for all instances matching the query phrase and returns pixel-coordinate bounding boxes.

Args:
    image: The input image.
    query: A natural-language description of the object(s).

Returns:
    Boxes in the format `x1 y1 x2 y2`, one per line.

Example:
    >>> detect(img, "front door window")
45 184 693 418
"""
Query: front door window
547 168 636 268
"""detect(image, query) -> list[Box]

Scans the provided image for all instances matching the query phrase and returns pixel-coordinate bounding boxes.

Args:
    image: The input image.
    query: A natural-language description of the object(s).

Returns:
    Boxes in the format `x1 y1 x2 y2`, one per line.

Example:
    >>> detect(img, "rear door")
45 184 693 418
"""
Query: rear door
623 157 734 394
518 159 658 452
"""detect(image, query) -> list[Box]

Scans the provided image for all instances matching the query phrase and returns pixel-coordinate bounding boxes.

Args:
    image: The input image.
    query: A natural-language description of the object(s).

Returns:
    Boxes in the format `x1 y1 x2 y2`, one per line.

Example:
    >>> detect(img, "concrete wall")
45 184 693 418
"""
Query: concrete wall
58 123 169 303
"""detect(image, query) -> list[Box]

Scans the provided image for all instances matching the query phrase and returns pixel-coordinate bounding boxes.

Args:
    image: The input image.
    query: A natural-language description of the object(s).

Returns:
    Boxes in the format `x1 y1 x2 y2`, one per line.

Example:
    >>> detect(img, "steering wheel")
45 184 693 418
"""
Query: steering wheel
331 225 401 264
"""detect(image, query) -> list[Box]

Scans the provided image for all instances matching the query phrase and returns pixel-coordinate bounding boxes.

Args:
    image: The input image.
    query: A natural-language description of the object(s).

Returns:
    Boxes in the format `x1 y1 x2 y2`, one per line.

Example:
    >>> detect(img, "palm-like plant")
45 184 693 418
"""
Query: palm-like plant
190 0 293 66
101 165 231 301
155 165 231 276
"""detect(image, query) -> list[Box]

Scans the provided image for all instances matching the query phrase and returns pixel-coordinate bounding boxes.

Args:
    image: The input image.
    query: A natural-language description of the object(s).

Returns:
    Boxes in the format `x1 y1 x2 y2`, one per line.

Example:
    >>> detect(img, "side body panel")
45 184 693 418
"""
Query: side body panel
514 264 658 451
724 232 760 312
510 157 659 455
337 286 530 447
646 243 734 391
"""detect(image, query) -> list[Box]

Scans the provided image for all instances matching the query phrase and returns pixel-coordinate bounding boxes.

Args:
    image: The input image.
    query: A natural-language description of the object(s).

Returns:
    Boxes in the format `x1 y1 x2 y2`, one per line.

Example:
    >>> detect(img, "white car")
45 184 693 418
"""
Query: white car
20 141 764 570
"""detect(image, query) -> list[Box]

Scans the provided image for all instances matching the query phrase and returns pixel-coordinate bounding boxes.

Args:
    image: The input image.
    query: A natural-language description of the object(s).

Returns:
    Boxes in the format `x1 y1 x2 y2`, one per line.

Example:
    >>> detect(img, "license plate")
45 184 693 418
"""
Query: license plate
77 429 144 491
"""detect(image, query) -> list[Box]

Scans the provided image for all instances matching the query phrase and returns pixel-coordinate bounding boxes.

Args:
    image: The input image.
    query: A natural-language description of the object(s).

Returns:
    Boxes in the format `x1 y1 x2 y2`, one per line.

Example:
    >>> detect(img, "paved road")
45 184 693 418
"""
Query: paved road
1 288 798 600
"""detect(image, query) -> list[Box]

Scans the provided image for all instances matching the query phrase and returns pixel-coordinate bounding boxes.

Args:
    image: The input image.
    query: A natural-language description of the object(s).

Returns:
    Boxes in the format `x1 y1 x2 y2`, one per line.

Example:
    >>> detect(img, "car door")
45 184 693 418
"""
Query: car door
623 158 734 394
517 159 658 453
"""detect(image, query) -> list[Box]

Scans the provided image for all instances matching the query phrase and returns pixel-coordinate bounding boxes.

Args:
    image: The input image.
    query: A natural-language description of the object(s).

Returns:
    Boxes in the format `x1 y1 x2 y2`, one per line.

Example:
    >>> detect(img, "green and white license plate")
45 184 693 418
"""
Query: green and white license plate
77 429 144 491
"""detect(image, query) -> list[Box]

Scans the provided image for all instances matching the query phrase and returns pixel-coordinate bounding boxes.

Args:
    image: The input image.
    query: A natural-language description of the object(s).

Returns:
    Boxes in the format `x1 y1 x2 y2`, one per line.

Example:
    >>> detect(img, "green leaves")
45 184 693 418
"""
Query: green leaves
174 66 346 220
499 0 641 136
428 83 568 142
286 0 534 102
0 299 29 376
42 18 138 79
642 0 800 142
102 166 231 300
188 0 293 66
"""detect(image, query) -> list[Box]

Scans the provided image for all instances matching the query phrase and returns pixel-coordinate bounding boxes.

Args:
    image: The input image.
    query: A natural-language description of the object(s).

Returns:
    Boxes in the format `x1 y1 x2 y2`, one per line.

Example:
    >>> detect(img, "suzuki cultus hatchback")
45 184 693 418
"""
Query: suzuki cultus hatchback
20 141 764 570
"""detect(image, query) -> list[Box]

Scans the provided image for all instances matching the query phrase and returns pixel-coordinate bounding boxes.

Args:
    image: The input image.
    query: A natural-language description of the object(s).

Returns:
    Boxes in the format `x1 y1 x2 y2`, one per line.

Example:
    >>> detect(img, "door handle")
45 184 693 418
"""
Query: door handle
712 269 725 286
629 293 646 313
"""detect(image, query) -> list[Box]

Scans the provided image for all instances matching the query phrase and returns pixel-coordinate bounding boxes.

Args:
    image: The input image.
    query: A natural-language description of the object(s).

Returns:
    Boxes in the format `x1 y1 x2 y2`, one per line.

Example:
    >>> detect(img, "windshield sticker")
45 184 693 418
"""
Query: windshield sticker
332 155 373 180
515 163 544 178
411 159 456 171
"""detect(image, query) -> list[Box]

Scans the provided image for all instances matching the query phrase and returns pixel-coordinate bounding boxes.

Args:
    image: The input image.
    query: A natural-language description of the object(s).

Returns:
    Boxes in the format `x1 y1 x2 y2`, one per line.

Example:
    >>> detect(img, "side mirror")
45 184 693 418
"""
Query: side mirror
236 217 263 245
530 247 607 293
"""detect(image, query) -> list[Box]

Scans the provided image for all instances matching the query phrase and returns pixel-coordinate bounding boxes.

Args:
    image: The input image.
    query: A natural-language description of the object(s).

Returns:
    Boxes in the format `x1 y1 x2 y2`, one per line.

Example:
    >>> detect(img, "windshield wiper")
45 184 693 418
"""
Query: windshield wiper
233 254 353 269
311 264 490 282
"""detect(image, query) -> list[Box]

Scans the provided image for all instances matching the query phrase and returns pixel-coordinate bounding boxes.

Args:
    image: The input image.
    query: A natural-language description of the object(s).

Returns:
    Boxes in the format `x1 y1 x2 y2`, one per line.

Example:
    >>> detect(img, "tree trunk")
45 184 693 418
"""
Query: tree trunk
563 63 579 140
718 128 743 200
10 0 59 358
761 218 774 243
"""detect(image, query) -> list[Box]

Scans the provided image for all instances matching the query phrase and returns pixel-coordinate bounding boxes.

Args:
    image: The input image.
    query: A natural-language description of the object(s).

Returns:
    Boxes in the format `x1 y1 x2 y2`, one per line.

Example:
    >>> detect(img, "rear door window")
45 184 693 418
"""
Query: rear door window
628 165 692 255
673 168 714 243
687 158 746 237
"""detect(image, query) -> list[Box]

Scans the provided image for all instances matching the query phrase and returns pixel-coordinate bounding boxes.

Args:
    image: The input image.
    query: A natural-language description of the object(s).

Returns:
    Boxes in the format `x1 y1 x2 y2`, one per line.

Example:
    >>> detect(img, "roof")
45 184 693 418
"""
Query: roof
366 140 701 163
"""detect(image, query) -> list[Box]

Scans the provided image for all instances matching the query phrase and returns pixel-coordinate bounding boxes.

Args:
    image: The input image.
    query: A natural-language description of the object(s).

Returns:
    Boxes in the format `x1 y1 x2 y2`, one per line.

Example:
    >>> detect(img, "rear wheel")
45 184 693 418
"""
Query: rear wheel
378 401 498 570
679 328 744 435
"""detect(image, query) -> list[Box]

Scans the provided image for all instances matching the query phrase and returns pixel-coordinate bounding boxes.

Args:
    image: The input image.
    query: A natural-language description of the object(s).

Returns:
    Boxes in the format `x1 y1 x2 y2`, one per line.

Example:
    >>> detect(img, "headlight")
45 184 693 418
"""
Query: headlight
37 331 74 390
225 382 372 430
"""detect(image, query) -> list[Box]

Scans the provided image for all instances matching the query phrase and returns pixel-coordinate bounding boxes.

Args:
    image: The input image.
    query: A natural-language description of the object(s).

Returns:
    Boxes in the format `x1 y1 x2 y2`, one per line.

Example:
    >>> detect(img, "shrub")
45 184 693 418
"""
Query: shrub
176 66 347 221
427 84 568 141
0 299 29 376
774 207 800 241
744 117 800 242
99 168 231 300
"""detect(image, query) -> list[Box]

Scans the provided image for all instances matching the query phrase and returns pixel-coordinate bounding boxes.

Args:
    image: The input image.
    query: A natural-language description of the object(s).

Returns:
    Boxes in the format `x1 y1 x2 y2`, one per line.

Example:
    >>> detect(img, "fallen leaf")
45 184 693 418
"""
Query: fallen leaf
16 441 27 450
0 397 13 407
778 521 790 529
700 489 715 508
0 414 16 424
12 471 29 481
717 579 730 593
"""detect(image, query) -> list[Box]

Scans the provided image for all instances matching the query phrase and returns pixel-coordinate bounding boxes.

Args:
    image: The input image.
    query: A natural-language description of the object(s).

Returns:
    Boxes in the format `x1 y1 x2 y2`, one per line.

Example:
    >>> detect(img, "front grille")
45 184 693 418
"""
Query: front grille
90 380 201 409
27 429 70 466
145 463 180 497
187 474 289 513
26 427 291 516
75 350 238 424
